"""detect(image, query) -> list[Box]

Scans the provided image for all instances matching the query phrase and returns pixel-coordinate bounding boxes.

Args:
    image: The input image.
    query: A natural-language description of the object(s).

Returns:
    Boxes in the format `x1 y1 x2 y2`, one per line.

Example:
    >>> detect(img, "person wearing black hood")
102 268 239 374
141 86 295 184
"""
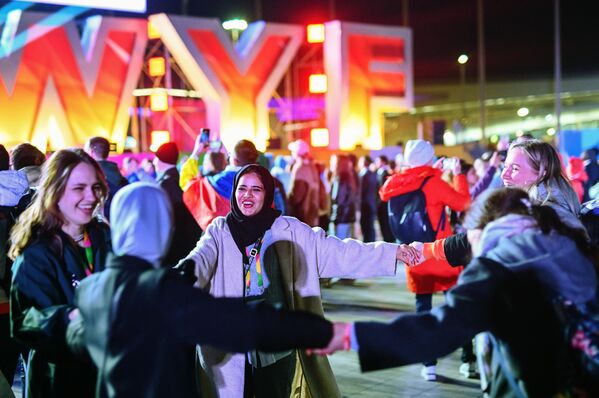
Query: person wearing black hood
67 182 333 398
179 164 417 398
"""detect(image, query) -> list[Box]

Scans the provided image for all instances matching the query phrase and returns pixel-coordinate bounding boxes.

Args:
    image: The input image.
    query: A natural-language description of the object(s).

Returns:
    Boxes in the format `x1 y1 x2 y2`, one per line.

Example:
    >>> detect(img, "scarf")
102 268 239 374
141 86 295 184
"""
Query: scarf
226 164 281 259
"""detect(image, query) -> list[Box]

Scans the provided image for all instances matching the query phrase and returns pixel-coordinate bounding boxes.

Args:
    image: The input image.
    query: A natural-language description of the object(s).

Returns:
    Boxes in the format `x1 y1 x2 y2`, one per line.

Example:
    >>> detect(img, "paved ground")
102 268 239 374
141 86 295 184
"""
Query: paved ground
322 274 483 398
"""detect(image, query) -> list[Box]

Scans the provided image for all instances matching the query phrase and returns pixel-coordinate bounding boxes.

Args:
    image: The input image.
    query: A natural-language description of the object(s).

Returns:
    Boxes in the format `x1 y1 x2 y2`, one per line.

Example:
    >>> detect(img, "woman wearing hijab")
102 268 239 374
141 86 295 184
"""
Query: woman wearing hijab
68 183 333 398
180 164 415 398
9 149 111 398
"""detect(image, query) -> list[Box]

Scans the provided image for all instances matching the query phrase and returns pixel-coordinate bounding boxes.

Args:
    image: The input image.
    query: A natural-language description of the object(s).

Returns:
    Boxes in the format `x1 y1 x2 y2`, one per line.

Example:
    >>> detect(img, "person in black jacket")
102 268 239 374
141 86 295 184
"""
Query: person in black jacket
9 149 112 398
329 154 357 239
67 182 333 398
311 188 599 398
153 142 202 266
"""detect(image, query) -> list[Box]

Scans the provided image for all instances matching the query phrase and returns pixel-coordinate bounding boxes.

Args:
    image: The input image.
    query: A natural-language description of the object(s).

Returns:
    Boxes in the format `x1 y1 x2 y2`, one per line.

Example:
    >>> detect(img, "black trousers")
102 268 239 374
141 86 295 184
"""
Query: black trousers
243 352 296 398
0 314 23 385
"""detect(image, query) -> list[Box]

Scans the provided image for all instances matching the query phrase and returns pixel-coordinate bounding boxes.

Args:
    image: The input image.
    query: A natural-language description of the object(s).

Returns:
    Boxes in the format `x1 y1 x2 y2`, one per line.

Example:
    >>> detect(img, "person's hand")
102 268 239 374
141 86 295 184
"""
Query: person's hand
408 241 426 265
433 157 445 170
450 157 462 175
191 135 209 159
307 322 349 355
68 308 80 322
396 244 421 265
467 228 483 256
489 151 501 168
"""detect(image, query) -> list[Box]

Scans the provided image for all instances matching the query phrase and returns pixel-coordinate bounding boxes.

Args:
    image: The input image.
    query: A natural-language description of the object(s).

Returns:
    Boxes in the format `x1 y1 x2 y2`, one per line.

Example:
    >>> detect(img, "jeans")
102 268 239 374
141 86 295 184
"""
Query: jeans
334 223 352 240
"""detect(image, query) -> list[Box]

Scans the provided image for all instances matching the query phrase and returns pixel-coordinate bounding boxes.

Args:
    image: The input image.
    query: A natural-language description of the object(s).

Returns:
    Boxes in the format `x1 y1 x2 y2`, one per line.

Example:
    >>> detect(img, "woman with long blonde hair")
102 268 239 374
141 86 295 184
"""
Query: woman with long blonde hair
10 148 111 398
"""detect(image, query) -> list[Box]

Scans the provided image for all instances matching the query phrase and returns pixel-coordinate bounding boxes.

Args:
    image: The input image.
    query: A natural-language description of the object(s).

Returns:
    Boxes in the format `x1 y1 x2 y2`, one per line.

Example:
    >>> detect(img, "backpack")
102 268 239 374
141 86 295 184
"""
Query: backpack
387 176 445 244
553 298 599 394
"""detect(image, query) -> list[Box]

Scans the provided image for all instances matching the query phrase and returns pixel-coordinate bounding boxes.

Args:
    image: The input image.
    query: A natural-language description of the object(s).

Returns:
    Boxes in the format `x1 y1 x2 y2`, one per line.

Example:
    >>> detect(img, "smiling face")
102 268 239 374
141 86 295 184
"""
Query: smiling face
57 162 102 235
235 172 265 217
501 147 539 189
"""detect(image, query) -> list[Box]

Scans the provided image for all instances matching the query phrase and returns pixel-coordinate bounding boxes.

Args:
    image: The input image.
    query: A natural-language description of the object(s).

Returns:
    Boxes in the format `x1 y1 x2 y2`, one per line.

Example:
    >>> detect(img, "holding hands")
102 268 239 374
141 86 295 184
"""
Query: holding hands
396 243 425 266
307 322 351 356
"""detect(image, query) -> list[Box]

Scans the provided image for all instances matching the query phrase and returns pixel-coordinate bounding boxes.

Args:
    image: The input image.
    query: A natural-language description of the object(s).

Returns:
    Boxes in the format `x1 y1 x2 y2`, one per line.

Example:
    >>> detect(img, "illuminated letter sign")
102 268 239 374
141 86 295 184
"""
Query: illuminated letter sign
324 21 413 150
149 14 303 151
0 12 147 150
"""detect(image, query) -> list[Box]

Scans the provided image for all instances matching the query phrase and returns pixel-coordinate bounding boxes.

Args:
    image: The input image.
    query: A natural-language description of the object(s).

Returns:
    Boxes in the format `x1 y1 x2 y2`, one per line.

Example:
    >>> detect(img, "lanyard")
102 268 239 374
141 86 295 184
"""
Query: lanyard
244 236 265 294
80 230 94 276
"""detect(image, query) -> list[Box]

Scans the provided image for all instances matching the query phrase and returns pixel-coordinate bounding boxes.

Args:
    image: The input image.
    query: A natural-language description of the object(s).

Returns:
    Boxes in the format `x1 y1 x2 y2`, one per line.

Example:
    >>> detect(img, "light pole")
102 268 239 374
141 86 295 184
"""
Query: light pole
222 19 248 43
458 54 469 125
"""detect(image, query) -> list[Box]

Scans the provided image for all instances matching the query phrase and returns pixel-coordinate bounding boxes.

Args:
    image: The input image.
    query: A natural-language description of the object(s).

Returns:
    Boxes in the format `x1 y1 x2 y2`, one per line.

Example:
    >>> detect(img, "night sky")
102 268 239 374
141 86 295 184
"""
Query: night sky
6 0 599 83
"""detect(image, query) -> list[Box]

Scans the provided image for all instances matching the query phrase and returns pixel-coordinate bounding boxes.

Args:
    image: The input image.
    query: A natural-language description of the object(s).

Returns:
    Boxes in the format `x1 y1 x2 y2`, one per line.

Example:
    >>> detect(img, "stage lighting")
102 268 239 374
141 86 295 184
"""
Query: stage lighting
309 74 327 94
148 57 166 77
310 128 329 147
307 24 325 43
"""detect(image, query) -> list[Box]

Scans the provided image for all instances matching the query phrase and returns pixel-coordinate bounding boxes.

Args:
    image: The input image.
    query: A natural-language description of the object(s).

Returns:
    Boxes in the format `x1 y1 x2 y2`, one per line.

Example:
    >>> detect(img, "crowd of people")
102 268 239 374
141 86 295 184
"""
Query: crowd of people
0 133 598 398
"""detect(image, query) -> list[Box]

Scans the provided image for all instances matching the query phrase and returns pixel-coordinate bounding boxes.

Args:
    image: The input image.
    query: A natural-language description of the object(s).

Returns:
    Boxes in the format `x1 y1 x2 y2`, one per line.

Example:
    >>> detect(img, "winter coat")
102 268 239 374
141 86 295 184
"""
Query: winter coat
181 216 399 398
288 160 322 227
379 165 471 293
355 216 597 398
10 219 111 398
330 177 357 224
69 254 332 398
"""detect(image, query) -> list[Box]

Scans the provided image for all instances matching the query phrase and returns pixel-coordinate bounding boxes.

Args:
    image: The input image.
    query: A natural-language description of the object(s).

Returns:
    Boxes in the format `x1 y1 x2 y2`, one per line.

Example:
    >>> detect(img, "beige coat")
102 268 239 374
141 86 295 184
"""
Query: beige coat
184 216 399 398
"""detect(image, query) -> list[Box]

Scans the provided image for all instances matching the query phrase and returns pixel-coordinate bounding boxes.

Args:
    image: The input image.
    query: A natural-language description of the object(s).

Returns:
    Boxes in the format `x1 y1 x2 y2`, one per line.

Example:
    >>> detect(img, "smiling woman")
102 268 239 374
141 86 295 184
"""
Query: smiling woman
178 163 418 398
8 148 112 398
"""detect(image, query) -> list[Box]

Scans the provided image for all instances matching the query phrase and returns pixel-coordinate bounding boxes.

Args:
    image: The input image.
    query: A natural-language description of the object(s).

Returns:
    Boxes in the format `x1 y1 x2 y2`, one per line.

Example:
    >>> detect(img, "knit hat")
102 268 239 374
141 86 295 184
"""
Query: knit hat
288 139 310 157
404 139 434 167
155 142 179 165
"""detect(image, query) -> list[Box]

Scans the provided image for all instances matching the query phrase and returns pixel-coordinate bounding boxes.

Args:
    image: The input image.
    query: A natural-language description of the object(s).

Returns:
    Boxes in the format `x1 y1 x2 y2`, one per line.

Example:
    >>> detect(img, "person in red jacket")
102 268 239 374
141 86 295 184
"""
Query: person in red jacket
379 139 472 381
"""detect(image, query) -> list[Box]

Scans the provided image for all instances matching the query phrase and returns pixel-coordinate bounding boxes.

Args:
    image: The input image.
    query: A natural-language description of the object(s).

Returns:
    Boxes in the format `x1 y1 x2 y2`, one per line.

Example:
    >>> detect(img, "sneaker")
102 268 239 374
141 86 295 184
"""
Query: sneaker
459 362 479 378
420 365 437 381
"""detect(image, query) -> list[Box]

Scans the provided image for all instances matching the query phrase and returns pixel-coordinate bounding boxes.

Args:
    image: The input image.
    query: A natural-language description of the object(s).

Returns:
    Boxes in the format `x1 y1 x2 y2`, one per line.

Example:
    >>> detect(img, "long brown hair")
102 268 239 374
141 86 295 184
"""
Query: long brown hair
9 148 108 259
331 154 357 193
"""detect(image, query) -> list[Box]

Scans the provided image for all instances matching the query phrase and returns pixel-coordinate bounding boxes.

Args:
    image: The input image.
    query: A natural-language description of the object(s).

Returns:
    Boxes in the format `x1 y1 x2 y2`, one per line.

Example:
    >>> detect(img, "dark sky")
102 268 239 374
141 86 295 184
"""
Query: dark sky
7 0 599 83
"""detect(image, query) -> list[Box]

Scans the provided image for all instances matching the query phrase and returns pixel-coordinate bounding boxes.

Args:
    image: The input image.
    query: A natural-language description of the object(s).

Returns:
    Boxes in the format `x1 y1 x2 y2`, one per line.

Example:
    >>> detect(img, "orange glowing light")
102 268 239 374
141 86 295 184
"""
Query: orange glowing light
148 57 166 77
147 20 160 40
307 24 325 43
309 74 327 94
150 130 170 151
310 128 329 147
150 91 168 111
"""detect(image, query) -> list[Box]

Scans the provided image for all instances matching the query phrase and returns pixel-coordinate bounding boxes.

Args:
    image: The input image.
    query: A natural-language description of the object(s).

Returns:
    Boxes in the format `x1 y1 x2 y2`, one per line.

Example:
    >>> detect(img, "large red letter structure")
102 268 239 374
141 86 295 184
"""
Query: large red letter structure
149 14 303 151
0 12 147 150
324 22 413 150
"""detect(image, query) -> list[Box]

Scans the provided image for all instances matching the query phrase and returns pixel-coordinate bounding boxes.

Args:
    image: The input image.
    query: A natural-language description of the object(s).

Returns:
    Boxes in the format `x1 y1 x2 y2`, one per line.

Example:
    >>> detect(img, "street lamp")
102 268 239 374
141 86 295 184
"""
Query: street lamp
457 54 469 127
222 19 248 42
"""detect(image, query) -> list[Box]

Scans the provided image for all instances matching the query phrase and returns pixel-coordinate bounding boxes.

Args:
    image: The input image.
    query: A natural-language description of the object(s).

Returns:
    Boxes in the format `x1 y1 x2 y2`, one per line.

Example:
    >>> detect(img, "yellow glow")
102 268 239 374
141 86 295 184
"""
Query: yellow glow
150 91 168 112
309 74 327 94
311 128 329 147
490 135 499 144
339 116 367 150
517 107 529 117
147 20 160 40
148 57 166 77
547 128 556 136
307 24 325 43
150 130 170 151
47 115 66 150
222 19 248 31
457 54 469 64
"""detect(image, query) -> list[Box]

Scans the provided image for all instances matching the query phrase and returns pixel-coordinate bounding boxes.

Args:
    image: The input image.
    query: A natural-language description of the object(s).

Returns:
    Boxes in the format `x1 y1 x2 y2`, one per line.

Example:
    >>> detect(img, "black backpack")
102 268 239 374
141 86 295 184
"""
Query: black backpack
387 176 445 244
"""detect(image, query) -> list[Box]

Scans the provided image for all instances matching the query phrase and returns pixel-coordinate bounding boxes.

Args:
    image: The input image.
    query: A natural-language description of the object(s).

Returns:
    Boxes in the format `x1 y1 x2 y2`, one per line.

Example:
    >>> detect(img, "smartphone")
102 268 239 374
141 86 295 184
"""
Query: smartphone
199 128 210 145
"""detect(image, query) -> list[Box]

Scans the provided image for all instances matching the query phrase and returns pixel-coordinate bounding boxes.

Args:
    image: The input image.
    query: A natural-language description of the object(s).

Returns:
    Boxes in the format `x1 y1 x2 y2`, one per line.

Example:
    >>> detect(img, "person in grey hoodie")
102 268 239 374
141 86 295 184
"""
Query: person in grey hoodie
312 187 598 397
67 183 333 398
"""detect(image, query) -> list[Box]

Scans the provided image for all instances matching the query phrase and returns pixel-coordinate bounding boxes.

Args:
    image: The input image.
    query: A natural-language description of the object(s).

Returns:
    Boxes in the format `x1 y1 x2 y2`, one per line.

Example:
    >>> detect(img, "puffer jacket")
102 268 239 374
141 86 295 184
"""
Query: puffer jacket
380 166 470 293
